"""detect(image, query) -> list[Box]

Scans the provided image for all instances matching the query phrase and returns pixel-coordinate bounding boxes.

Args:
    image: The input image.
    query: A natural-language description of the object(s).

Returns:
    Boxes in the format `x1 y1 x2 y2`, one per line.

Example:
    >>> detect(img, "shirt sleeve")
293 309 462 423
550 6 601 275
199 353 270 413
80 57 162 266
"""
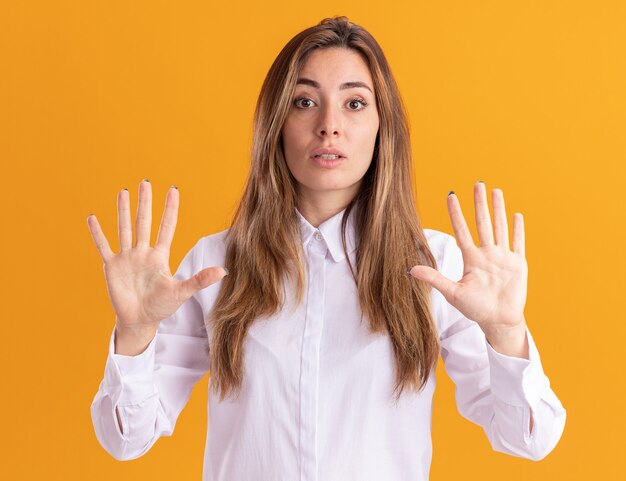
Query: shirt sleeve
90 237 211 461
434 233 566 461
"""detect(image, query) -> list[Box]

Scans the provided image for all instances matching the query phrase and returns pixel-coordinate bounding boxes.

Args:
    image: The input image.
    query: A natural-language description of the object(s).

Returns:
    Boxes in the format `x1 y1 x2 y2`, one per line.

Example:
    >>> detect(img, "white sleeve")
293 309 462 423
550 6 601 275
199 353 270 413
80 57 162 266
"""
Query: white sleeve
90 237 211 460
435 233 566 461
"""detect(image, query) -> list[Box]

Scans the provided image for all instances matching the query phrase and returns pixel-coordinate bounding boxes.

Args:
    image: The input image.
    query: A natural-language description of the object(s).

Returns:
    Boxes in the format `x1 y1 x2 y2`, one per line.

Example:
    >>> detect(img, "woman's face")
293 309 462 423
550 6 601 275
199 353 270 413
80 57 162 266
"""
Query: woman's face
281 47 379 207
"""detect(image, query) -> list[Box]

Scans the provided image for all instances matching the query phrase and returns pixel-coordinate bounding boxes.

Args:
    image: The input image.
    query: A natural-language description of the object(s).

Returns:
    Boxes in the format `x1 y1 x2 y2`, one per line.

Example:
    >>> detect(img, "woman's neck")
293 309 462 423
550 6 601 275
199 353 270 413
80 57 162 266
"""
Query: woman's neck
295 198 350 228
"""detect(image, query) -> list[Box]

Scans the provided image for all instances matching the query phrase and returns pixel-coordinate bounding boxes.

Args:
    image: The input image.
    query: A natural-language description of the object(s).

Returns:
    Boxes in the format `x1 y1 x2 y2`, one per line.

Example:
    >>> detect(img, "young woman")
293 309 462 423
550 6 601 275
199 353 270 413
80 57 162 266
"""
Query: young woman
88 16 566 481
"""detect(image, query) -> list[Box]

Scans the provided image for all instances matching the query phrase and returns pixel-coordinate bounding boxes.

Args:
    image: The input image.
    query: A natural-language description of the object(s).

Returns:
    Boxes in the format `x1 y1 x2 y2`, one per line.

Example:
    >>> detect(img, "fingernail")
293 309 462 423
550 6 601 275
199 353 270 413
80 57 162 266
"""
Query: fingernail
407 266 413 276
171 185 178 190
143 178 150 183
123 188 128 191
477 180 484 183
448 191 455 196
222 267 229 276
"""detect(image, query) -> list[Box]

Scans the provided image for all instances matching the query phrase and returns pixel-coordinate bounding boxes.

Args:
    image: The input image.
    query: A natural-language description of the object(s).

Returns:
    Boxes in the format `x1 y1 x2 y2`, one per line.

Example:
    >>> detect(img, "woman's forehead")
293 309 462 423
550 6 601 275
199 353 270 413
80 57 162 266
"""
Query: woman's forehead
296 49 374 91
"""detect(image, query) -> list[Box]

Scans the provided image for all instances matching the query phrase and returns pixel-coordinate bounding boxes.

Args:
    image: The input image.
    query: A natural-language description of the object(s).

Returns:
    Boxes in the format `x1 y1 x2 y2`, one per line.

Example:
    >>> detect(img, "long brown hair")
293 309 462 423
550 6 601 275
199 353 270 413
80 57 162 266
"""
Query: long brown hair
207 16 439 402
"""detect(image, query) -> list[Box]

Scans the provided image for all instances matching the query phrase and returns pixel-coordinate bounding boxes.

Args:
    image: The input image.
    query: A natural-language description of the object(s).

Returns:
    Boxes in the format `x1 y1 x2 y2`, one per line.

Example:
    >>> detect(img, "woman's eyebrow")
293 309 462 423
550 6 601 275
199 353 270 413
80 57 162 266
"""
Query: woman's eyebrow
296 77 372 93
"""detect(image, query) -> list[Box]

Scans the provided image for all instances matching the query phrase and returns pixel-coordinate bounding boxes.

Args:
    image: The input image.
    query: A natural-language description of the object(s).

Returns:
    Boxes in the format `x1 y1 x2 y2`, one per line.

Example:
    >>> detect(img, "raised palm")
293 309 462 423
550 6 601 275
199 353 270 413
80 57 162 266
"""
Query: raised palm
410 181 528 335
87 180 227 333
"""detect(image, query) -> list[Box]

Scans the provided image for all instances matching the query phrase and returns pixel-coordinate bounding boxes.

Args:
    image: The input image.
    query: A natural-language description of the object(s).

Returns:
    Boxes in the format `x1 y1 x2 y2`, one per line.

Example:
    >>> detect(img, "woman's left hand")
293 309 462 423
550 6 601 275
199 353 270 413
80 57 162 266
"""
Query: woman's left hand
409 181 529 357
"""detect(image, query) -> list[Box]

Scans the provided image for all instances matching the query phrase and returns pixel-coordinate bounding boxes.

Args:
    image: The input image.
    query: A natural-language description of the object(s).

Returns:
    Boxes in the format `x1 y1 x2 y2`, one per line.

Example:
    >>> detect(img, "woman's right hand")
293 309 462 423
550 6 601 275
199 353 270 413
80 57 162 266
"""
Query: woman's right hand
87 180 228 354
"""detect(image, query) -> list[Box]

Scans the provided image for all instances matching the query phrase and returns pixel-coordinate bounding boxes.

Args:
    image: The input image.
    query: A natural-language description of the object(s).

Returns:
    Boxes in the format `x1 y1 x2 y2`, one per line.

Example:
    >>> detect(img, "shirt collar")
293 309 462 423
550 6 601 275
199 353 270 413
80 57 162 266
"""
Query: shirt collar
295 205 358 263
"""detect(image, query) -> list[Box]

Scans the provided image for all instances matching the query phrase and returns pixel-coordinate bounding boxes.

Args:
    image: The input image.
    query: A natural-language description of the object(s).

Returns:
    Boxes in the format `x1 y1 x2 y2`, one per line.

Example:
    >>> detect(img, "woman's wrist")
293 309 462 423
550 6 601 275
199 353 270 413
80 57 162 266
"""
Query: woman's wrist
482 319 529 359
114 323 158 356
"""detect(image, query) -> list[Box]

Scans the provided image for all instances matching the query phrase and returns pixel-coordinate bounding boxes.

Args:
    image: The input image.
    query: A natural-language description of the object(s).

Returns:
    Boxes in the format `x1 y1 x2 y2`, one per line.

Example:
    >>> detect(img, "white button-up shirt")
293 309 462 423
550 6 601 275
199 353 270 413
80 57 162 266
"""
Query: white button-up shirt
91 206 566 480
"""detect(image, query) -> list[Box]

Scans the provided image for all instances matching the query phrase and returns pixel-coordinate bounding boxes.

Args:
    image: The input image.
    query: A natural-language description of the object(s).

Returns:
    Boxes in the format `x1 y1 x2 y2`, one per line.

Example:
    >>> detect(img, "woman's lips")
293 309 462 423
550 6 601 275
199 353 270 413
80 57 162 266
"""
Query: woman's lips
311 155 345 168
311 147 346 157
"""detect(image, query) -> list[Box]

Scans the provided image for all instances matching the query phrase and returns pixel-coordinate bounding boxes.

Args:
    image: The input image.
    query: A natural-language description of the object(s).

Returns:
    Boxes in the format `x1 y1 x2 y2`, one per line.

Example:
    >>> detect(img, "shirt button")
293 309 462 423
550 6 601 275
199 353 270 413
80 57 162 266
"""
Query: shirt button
314 232 323 241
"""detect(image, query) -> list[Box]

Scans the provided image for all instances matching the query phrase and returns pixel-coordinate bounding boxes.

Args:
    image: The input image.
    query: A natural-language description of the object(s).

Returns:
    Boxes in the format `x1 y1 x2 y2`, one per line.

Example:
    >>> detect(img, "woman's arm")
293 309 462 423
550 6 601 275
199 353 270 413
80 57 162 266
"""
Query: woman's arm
90 238 211 460
412 183 566 459
439 304 566 460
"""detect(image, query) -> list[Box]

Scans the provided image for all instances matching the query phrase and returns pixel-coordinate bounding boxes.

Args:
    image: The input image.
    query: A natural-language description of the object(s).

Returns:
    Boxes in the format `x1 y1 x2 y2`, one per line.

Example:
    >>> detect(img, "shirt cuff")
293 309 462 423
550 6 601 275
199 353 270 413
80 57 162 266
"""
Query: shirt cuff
102 326 158 406
487 327 550 408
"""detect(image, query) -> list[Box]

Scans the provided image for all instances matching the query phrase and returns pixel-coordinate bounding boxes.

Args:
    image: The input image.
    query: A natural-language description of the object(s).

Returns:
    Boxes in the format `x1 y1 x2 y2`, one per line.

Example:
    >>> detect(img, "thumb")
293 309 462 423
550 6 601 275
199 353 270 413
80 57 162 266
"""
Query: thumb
179 266 228 300
409 265 456 300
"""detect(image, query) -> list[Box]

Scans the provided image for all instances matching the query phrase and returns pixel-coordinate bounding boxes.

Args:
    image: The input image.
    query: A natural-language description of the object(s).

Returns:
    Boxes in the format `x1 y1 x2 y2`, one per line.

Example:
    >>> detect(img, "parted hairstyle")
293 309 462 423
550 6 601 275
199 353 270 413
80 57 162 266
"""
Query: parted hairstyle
207 16 440 402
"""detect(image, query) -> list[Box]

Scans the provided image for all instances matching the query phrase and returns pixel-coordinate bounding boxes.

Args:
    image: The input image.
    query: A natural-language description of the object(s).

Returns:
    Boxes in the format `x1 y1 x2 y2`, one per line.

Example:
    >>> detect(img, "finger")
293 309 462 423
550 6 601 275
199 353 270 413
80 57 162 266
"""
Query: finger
87 214 115 262
474 181 494 246
512 213 525 256
409 265 457 301
447 192 475 251
179 266 228 300
155 186 179 252
135 179 152 247
492 188 510 249
118 188 132 251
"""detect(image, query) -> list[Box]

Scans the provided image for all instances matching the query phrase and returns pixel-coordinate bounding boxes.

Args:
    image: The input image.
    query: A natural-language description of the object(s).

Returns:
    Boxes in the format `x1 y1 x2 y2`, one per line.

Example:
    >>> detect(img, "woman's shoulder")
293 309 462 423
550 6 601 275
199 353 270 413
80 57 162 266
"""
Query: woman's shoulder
422 227 456 258
422 228 463 280
199 228 230 257
199 228 230 247
179 228 231 270
422 227 455 247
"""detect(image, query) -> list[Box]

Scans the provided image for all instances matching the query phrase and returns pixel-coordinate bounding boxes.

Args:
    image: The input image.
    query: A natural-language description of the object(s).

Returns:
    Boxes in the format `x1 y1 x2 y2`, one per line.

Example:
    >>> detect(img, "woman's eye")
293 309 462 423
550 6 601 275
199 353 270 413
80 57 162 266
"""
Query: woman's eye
347 98 368 110
293 97 315 109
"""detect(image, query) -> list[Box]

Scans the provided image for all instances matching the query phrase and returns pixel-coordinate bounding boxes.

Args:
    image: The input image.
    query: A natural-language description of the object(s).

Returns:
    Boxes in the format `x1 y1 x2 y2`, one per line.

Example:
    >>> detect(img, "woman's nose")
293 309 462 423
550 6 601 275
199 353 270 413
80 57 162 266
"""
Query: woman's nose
317 105 340 137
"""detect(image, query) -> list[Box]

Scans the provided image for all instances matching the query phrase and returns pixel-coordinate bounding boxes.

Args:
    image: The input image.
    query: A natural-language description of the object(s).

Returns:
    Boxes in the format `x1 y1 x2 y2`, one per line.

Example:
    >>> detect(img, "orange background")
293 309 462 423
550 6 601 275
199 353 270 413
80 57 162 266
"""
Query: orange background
1 1 624 479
